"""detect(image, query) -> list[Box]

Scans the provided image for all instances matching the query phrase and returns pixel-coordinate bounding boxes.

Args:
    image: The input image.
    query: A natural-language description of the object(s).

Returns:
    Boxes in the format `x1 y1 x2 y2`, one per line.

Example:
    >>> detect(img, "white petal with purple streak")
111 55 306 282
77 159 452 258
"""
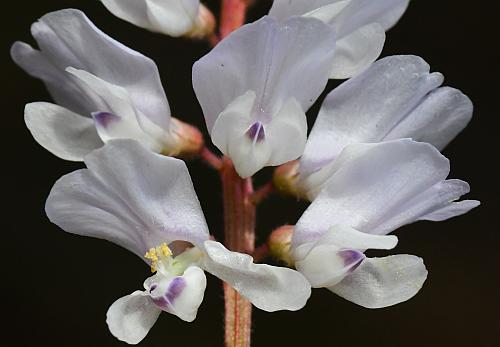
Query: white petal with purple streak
193 16 335 134
144 266 206 322
293 225 397 287
211 91 307 177
11 9 171 130
67 67 168 152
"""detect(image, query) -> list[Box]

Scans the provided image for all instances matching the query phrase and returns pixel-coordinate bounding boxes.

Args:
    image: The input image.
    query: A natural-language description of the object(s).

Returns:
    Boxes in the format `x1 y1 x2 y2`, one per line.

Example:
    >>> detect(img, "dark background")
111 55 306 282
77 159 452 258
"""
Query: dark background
1 1 499 346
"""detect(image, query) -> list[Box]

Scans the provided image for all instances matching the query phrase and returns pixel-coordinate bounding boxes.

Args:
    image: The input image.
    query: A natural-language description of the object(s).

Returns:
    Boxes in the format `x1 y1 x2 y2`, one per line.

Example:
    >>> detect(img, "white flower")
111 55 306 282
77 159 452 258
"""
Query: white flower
99 0 215 38
193 16 337 178
45 139 311 344
10 9 199 161
269 0 410 78
289 55 473 199
292 139 479 308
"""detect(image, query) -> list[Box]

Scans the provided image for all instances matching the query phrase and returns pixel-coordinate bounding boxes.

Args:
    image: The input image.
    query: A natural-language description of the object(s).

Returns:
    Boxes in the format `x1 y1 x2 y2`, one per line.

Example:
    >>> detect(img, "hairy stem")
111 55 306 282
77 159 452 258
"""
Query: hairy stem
221 157 255 347
217 2 253 346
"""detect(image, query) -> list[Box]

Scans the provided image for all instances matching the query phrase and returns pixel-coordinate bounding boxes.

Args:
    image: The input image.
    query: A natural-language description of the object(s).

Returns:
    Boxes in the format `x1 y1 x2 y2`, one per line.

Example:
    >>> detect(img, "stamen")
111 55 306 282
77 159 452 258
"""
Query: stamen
144 243 173 273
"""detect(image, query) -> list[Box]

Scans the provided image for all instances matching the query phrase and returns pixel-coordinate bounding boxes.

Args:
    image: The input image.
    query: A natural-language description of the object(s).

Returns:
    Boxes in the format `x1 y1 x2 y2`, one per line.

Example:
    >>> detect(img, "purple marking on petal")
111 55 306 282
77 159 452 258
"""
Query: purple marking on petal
166 277 186 303
246 122 265 143
91 111 120 128
338 249 365 272
152 296 169 308
149 284 158 293
151 277 187 310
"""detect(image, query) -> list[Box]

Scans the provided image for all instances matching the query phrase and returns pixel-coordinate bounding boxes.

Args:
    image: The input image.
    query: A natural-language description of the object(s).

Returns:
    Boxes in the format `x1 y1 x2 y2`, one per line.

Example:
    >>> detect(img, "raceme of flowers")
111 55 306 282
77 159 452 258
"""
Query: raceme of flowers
11 1 479 345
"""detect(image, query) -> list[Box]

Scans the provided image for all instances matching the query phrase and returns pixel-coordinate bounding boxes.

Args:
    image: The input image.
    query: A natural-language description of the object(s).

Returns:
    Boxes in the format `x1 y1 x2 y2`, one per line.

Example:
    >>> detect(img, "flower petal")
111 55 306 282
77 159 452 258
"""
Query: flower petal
293 226 396 287
99 0 199 36
269 0 407 78
303 1 351 23
384 87 473 150
317 225 398 251
66 67 166 152
270 0 409 36
203 241 311 312
11 41 95 116
193 15 336 134
146 0 200 36
24 102 102 161
11 9 170 130
99 0 151 30
420 200 480 222
294 140 477 245
332 0 410 35
106 291 161 345
295 243 364 288
145 266 206 322
329 23 385 79
211 91 270 178
371 179 480 235
212 91 307 178
269 0 346 20
46 140 210 259
329 255 428 308
301 55 444 172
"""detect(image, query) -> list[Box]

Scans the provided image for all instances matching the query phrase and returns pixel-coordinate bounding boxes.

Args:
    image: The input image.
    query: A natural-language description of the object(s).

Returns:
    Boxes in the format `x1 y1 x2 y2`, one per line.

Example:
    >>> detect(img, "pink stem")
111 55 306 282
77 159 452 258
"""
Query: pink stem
221 158 255 347
214 2 254 346
200 147 223 170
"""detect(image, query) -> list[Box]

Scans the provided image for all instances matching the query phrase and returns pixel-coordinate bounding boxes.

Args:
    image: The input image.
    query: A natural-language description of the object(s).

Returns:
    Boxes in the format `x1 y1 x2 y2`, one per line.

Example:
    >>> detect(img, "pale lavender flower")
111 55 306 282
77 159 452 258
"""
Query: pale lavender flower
293 55 473 199
193 16 337 178
292 139 479 308
46 139 311 344
10 9 191 161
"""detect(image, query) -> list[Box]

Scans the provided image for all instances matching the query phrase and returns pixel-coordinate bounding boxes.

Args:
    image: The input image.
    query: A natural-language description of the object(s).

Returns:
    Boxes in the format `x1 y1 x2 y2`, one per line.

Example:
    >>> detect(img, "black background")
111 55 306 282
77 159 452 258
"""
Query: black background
2 1 499 346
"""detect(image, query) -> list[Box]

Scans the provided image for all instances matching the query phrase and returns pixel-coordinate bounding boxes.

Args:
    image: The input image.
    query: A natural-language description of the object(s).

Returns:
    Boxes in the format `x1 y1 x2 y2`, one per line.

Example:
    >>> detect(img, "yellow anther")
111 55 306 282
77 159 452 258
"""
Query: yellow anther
144 243 172 273
161 243 173 257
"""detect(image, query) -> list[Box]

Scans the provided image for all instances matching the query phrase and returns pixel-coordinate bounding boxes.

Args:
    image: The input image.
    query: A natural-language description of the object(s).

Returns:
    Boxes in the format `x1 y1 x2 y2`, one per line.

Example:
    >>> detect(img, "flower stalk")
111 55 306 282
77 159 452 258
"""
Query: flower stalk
221 157 255 347
219 0 248 39
200 146 223 170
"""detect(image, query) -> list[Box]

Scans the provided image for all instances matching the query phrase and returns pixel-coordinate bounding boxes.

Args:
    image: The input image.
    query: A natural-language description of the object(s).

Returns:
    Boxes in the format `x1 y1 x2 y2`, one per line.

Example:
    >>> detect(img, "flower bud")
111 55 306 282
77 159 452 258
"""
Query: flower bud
186 4 216 39
273 160 308 199
268 225 295 266
162 118 204 159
